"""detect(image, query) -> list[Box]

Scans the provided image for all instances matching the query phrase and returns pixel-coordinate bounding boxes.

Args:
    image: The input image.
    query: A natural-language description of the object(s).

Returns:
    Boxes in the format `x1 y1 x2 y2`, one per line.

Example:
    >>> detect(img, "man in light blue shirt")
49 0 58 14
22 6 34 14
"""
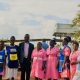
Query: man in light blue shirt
42 39 49 50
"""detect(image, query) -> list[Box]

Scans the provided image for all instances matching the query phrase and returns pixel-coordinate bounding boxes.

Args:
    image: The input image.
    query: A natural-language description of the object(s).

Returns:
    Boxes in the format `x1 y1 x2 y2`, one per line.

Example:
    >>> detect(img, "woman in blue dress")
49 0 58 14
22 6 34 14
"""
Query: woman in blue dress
0 41 6 80
58 46 64 79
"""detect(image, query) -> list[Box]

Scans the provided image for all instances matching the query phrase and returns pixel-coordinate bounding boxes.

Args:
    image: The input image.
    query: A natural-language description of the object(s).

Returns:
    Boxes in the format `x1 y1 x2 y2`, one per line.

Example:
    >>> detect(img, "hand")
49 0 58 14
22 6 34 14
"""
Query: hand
71 62 76 65
62 64 65 70
78 62 80 64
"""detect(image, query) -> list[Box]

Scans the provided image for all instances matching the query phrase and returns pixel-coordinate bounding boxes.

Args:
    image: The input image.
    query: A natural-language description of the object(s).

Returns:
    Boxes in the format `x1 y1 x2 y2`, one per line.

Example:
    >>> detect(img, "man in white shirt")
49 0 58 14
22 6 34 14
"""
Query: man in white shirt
19 34 34 80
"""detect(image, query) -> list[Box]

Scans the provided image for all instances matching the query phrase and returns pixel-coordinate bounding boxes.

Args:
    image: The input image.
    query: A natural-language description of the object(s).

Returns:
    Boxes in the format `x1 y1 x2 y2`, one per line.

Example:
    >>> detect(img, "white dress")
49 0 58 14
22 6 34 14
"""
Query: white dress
73 56 80 80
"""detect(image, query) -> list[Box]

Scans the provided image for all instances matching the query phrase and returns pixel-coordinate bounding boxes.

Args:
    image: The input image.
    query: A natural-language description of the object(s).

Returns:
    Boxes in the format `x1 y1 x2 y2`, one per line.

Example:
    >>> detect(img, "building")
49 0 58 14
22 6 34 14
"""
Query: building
53 23 79 38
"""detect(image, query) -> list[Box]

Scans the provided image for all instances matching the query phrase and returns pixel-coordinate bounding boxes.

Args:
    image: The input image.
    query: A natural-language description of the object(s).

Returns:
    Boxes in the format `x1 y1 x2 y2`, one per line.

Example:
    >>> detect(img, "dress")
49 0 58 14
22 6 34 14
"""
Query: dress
61 46 71 78
0 50 6 76
73 55 80 80
70 50 80 80
6 45 18 79
58 48 64 73
46 47 59 79
30 48 46 79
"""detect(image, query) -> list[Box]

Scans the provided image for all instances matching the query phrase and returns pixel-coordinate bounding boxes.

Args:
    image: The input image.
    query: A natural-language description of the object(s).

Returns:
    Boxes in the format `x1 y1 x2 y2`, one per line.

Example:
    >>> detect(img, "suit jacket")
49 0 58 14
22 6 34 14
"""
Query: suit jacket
18 42 34 63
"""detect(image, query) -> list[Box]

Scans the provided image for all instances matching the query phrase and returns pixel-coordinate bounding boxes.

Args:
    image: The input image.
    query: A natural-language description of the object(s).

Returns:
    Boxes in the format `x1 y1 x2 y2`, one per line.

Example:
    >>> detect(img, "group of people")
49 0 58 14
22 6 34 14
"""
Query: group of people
0 34 34 80
0 34 80 80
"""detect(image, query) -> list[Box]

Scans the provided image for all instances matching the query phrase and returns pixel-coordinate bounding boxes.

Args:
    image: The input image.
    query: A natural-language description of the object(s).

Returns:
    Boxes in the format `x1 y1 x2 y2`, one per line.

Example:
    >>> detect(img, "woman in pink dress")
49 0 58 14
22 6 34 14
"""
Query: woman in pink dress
30 42 46 80
70 41 80 80
61 36 71 80
46 39 59 80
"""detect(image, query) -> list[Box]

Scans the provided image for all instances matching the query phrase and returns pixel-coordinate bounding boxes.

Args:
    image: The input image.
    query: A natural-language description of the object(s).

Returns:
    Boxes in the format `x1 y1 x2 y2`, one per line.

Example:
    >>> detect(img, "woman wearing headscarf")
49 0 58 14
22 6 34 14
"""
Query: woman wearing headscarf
46 38 59 80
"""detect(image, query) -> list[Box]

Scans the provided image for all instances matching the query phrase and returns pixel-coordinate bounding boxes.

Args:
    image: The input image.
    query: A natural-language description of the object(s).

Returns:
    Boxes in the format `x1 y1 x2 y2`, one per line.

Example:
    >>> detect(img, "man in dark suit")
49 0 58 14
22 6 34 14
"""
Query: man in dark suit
19 34 34 80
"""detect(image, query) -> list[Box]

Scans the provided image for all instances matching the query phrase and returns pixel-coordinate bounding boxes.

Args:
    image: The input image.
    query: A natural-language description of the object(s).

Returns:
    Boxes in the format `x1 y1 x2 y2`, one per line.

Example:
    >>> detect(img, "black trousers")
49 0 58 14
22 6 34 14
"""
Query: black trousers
21 58 31 80
0 75 2 80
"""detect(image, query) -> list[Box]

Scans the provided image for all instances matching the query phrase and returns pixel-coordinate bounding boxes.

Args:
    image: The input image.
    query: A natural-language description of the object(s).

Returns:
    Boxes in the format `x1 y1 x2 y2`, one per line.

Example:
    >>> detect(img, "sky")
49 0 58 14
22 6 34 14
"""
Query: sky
0 0 80 39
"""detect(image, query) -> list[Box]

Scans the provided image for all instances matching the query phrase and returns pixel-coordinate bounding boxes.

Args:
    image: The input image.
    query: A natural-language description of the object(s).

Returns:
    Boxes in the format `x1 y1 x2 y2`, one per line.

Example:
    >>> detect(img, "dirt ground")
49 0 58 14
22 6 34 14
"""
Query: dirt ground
3 71 34 80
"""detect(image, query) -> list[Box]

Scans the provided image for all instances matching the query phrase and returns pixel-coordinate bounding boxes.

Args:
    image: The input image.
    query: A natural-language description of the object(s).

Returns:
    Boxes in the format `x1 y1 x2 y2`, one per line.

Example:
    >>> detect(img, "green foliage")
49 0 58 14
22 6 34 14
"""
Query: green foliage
72 4 80 41
72 13 80 26
73 31 80 41
72 5 80 27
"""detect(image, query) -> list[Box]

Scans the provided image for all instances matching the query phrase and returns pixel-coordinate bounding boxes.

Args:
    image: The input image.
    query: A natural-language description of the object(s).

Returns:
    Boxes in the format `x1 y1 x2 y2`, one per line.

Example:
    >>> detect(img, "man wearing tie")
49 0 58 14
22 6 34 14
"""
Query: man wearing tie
19 34 34 80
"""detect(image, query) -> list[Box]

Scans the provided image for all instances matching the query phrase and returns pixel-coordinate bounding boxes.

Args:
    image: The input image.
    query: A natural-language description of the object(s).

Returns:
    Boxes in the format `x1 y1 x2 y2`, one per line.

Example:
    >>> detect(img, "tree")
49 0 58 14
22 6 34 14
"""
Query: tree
72 5 80 26
72 12 80 26
73 31 80 41
72 5 80 41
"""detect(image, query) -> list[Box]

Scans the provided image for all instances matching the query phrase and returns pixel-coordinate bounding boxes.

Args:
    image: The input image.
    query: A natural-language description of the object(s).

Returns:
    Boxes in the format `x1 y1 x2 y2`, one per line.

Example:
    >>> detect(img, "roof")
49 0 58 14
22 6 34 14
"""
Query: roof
53 23 79 37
